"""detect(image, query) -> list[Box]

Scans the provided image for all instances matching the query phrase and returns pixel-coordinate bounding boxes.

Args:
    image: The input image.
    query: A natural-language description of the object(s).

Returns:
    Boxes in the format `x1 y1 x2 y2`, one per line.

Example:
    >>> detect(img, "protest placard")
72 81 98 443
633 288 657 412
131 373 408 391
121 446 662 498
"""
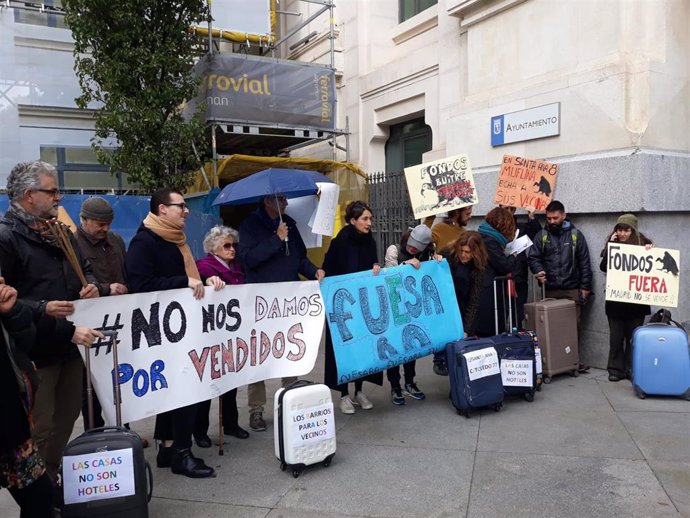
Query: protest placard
494 154 559 211
69 281 325 424
605 243 680 308
62 448 135 505
320 260 463 384
404 154 477 219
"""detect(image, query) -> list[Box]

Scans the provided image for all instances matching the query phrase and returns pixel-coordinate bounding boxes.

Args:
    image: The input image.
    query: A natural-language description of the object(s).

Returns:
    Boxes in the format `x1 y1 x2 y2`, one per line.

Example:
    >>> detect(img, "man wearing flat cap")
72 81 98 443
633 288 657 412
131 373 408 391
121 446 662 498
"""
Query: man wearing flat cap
76 196 128 297
74 197 143 437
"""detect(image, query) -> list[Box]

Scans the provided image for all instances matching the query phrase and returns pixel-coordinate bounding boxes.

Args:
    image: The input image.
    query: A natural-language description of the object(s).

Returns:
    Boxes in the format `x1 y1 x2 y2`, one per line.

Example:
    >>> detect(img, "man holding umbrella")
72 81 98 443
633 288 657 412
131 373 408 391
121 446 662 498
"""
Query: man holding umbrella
239 193 325 431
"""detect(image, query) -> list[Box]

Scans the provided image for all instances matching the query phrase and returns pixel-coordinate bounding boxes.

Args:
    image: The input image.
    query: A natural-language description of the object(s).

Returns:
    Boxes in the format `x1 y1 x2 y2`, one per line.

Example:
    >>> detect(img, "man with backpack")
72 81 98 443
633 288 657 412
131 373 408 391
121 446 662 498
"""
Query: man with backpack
527 200 593 371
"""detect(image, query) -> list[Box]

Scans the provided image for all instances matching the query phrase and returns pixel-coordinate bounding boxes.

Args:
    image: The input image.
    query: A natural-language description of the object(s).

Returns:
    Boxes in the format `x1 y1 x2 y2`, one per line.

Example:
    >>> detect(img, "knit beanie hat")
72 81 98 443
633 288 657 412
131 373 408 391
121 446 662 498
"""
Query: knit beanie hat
80 196 114 222
615 213 638 233
408 224 432 251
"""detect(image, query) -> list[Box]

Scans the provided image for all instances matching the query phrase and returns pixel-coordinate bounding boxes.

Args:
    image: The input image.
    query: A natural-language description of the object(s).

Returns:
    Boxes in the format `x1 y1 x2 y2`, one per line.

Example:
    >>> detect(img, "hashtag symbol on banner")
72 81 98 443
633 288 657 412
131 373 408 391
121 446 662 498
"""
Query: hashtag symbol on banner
93 313 125 356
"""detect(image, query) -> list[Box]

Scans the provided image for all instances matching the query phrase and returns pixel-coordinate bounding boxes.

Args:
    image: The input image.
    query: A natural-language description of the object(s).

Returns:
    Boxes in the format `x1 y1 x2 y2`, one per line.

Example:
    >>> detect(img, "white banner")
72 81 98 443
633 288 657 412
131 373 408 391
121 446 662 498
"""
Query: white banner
500 359 533 387
69 282 325 424
463 347 500 381
63 448 135 505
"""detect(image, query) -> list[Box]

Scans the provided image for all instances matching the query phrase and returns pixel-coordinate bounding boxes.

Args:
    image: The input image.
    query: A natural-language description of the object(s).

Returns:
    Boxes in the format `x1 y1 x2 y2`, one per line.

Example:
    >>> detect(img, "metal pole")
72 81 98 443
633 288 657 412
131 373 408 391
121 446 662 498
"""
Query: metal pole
207 0 213 53
211 124 218 188
329 0 336 161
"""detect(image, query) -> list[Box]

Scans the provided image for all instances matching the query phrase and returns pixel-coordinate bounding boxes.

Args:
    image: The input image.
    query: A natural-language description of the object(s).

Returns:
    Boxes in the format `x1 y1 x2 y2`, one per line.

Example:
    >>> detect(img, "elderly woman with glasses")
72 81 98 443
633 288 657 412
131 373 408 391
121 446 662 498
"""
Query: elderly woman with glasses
192 225 249 448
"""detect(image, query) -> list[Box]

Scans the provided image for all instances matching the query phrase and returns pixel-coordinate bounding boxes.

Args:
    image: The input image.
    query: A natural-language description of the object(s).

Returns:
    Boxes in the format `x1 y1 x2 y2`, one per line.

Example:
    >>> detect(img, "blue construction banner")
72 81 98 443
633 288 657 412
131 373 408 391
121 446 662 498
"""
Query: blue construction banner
320 259 464 384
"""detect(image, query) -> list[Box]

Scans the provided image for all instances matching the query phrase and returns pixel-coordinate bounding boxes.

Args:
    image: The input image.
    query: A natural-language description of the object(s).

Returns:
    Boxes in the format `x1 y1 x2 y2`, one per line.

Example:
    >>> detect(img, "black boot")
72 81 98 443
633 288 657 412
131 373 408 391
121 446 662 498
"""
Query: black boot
156 443 173 468
224 425 249 439
171 448 216 478
194 434 212 448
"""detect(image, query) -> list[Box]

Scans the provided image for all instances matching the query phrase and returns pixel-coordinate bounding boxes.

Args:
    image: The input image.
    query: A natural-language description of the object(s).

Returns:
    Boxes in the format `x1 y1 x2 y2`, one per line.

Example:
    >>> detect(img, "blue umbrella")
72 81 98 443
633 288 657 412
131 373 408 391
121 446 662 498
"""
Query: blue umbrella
211 168 334 206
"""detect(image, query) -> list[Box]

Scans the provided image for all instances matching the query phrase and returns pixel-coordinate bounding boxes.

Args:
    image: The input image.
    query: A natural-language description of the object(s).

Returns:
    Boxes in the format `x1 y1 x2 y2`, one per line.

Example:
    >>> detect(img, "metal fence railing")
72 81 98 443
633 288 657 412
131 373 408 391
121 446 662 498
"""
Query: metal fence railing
367 170 416 261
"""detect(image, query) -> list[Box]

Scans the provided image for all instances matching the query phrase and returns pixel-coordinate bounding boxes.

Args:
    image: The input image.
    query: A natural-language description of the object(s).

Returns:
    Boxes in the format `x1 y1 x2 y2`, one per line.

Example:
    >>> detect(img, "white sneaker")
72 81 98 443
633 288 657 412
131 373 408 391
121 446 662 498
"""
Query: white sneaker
339 395 356 414
354 391 374 410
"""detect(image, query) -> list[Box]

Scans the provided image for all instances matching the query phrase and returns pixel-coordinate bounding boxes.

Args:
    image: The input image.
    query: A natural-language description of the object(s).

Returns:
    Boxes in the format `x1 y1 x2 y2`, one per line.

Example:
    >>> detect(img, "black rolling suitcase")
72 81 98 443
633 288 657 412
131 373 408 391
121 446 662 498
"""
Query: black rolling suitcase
489 277 541 401
61 336 152 517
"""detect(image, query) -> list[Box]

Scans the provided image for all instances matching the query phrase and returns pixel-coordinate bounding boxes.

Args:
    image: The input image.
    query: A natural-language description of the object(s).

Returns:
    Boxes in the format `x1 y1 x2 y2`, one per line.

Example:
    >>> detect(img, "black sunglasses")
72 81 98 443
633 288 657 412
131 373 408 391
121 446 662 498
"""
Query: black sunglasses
166 202 188 210
222 243 238 250
33 188 62 197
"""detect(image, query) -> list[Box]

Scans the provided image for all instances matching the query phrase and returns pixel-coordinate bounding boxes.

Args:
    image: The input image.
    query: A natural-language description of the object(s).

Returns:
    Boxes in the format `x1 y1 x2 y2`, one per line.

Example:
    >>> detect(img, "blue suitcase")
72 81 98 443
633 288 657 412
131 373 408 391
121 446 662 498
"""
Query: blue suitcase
491 332 538 402
632 323 690 400
446 339 504 417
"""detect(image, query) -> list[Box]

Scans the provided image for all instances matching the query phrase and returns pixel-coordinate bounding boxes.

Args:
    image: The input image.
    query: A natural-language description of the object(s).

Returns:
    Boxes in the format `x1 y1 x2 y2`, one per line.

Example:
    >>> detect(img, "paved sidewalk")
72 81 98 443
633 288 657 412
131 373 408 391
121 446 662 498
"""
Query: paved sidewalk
2 354 689 517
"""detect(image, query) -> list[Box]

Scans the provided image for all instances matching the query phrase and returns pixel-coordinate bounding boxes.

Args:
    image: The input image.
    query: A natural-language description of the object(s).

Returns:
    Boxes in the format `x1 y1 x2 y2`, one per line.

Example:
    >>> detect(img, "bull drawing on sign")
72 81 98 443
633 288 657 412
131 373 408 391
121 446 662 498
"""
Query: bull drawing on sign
656 251 679 276
533 176 552 197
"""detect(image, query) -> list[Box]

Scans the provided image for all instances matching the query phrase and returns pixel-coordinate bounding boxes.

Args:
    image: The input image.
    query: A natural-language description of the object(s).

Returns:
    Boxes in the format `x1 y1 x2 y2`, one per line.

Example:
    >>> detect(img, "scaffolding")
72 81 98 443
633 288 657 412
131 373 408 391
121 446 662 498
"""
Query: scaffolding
201 0 350 189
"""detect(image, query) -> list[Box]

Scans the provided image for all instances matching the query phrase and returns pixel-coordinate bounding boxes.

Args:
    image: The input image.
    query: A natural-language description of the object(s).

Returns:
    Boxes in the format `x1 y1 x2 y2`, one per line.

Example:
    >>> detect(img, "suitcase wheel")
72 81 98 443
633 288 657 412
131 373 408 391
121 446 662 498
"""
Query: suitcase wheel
280 462 287 472
543 376 552 384
524 393 535 402
570 369 580 378
458 409 470 418
493 403 502 412
292 469 302 478
634 387 646 400
323 459 331 468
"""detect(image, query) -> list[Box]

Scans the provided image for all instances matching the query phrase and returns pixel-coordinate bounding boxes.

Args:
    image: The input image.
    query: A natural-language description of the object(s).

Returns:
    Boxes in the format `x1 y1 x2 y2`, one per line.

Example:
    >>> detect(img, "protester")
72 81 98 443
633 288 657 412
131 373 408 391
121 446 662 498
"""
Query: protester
0 161 103 482
322 200 383 414
126 188 225 479
384 224 437 405
475 207 518 337
499 206 542 328
440 230 488 338
74 196 149 446
239 193 325 431
194 225 250 445
599 214 652 382
431 206 472 252
527 200 593 371
0 277 54 517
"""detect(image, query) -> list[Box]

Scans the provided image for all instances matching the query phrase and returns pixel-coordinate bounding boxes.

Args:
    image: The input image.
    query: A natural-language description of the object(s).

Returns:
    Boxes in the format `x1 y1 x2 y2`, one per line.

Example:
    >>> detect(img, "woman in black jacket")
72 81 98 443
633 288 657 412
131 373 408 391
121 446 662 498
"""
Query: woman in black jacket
0 279 54 517
322 201 383 414
599 214 652 382
476 208 517 337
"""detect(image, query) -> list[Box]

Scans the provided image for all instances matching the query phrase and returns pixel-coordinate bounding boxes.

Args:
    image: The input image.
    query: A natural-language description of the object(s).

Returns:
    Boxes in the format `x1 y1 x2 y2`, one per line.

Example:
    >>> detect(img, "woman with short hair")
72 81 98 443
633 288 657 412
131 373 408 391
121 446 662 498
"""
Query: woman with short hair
193 225 250 447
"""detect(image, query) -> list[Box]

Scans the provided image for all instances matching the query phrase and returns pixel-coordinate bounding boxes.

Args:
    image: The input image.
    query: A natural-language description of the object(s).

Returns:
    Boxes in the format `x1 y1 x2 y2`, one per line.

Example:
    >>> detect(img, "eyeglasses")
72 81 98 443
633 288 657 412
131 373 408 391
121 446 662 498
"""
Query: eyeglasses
33 188 62 197
222 243 237 250
166 202 188 210
274 196 287 202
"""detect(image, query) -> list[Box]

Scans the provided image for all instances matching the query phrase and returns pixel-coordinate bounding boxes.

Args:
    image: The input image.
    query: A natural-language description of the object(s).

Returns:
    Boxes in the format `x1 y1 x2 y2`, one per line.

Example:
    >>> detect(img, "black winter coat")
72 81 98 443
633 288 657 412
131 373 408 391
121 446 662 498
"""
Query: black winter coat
239 208 318 284
475 234 517 337
599 243 651 320
322 225 383 389
1 300 38 455
0 212 98 367
125 225 189 294
527 220 592 291
512 216 542 286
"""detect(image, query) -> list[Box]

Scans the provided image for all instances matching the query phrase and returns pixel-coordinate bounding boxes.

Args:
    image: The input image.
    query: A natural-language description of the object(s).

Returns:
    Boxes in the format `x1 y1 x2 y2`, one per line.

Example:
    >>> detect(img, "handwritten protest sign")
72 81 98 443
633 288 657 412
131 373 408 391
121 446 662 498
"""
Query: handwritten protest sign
320 260 463 384
404 154 478 219
69 281 325 424
605 243 680 308
494 154 559 211
63 448 135 505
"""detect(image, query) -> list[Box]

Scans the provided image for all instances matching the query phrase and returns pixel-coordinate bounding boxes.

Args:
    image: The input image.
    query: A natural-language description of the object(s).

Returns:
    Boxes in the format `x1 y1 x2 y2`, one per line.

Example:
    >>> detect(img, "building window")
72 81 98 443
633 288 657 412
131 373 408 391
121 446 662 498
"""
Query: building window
385 118 432 172
12 0 67 29
40 146 138 192
399 0 437 23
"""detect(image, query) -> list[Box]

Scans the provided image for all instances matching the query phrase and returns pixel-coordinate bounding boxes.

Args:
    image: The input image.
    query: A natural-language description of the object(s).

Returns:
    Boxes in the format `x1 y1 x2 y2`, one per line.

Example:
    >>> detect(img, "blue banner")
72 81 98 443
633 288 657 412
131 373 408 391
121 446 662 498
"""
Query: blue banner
320 259 463 384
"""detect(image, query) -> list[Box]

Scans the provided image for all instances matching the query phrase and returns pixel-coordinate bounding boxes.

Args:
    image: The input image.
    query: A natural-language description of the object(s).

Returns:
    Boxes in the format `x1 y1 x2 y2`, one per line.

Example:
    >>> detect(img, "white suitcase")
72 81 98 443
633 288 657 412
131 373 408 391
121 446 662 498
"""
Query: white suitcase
273 380 336 477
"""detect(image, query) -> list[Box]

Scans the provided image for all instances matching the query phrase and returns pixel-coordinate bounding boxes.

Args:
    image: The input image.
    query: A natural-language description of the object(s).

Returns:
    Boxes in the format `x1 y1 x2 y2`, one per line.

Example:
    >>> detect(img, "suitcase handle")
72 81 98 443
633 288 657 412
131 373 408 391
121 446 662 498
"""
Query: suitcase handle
84 336 123 428
493 276 517 335
146 461 153 502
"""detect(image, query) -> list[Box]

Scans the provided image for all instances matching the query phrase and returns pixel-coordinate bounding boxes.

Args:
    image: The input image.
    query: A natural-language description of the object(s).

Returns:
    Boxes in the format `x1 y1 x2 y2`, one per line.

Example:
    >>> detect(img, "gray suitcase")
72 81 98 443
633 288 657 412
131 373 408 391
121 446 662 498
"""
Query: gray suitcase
523 283 579 383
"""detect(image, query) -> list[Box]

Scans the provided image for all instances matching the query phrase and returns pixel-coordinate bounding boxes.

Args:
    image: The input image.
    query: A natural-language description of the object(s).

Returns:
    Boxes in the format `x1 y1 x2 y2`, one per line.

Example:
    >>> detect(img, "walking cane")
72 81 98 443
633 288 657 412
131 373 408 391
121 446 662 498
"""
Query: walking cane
218 396 224 456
